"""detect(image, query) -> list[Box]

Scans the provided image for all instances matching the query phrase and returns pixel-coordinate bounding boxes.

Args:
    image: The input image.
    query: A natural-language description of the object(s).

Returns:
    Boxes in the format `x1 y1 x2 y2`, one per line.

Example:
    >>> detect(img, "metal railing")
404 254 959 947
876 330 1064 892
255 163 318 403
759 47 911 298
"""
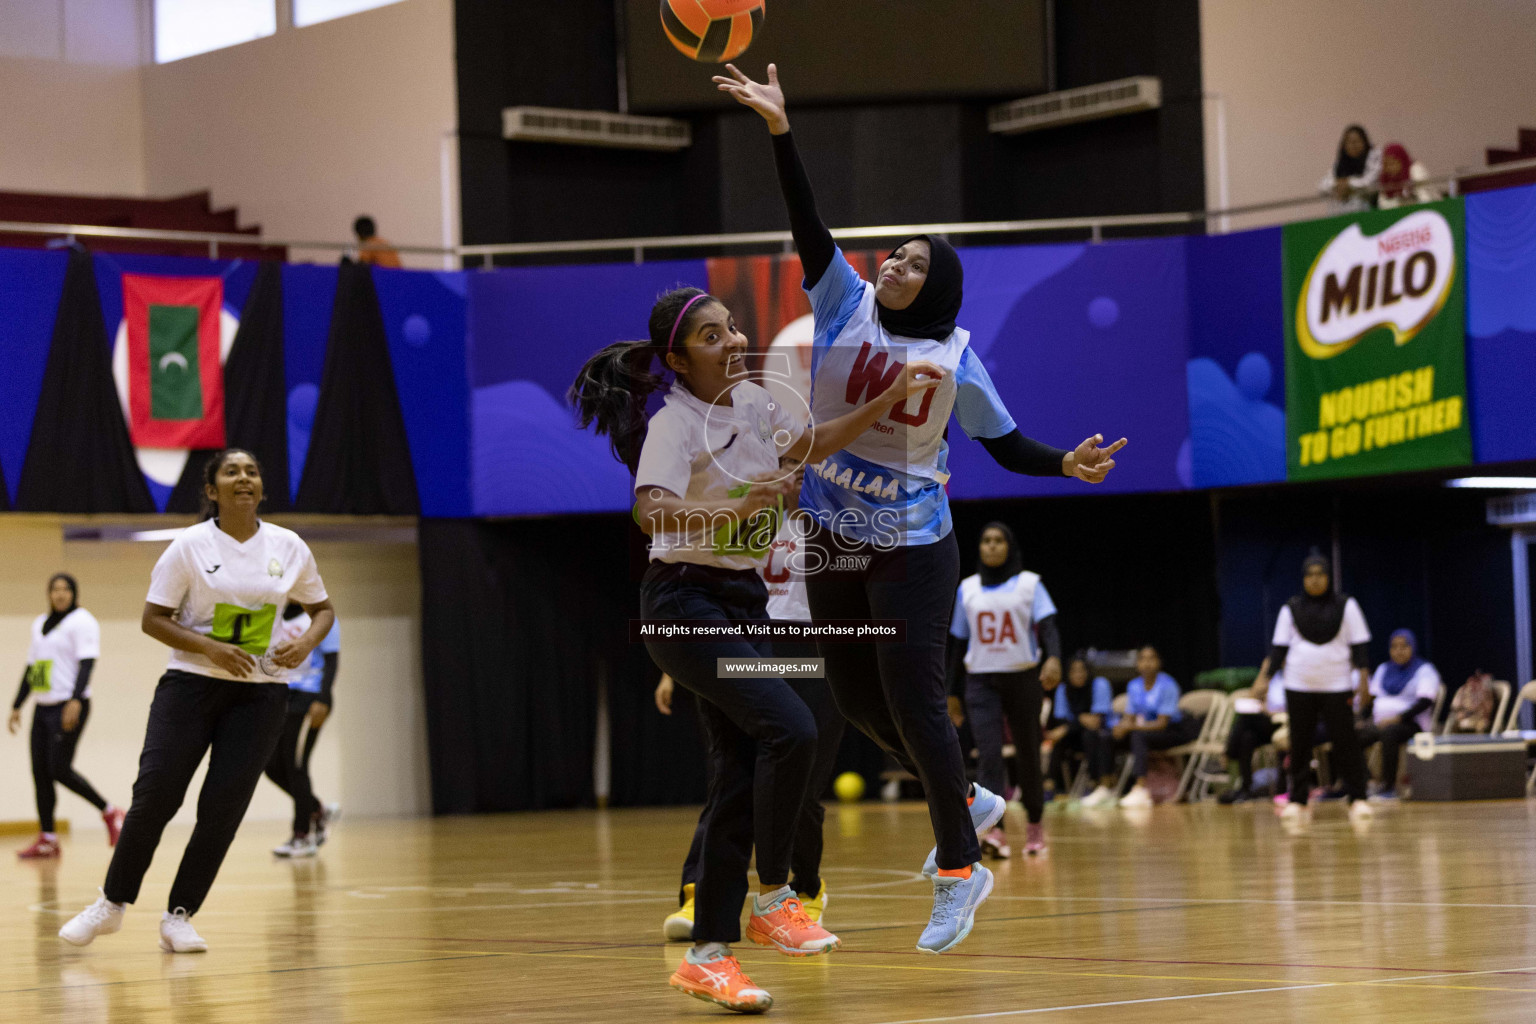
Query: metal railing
5 154 1535 267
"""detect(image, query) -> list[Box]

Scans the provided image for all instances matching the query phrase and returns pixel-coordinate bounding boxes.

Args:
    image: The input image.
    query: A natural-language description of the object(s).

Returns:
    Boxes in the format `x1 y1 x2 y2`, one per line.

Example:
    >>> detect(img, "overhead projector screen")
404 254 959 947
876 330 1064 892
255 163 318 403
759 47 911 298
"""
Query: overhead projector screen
623 0 1051 113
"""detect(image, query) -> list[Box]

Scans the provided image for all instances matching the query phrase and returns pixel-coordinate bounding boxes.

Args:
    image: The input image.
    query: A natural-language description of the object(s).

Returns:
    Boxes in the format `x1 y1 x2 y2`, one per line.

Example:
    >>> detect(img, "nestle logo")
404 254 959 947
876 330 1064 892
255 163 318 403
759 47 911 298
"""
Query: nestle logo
1377 226 1433 257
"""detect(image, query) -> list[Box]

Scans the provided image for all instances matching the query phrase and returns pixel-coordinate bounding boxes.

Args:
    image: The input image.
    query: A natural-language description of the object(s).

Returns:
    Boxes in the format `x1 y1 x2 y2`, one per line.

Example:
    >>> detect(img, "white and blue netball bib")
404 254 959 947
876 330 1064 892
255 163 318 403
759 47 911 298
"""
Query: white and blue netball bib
801 250 1015 546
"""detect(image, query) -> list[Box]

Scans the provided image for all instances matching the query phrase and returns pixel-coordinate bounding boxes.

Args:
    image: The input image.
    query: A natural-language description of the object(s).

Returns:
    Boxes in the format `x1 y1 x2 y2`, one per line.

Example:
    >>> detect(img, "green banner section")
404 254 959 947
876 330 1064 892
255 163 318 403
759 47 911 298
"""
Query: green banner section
148 303 204 420
1283 199 1471 481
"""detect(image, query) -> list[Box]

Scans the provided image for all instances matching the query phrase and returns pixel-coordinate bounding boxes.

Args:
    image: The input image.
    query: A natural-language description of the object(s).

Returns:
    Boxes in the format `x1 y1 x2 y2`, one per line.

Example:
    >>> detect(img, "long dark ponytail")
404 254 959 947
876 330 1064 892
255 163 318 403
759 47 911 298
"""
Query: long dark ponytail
568 287 715 473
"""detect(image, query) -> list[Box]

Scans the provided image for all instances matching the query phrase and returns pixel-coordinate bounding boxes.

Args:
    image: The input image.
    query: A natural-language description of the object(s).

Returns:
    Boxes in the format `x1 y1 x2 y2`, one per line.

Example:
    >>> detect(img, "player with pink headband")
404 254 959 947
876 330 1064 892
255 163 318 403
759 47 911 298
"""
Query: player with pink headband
570 287 942 1013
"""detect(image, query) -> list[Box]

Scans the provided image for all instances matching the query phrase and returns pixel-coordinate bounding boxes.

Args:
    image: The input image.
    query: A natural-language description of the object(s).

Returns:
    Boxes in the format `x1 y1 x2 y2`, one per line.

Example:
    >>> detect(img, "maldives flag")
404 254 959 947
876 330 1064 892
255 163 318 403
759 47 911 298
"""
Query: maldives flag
123 274 225 449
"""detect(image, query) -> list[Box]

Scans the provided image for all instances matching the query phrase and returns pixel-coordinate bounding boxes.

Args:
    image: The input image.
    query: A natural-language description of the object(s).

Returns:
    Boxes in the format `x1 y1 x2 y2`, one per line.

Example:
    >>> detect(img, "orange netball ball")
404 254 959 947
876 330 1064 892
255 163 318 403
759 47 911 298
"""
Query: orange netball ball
660 0 764 63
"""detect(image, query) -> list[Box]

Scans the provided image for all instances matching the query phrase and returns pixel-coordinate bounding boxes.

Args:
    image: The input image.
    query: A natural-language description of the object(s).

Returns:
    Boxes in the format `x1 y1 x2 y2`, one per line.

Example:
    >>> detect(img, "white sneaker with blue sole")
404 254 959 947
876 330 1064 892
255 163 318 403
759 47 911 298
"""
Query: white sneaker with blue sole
917 863 994 954
921 784 1007 879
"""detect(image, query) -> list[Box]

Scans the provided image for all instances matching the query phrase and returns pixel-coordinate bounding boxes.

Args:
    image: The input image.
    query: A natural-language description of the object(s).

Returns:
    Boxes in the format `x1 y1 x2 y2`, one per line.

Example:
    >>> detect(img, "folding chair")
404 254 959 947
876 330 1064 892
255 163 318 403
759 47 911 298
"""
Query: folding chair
1169 690 1232 802
1499 680 1536 795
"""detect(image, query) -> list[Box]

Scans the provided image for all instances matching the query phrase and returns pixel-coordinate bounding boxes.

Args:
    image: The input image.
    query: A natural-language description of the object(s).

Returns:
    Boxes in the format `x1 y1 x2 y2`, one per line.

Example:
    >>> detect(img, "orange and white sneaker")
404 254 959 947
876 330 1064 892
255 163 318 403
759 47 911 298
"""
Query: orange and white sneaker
746 892 840 957
669 951 773 1014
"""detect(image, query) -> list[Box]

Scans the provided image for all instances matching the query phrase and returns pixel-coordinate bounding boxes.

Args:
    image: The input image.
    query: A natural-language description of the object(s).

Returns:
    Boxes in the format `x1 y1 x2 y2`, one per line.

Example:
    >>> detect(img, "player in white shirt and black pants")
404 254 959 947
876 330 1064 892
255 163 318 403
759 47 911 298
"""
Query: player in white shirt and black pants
572 287 926 1011
8 573 125 858
948 523 1061 858
717 63 1125 956
59 449 335 953
661 509 845 941
1358 629 1440 801
1253 551 1373 823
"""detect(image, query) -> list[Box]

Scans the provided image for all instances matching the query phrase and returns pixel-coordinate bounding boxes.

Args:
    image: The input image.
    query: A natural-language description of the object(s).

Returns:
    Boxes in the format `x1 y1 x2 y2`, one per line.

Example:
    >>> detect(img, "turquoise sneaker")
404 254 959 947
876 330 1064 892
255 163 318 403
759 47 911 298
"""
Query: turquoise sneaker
921 784 1007 879
916 864 994 954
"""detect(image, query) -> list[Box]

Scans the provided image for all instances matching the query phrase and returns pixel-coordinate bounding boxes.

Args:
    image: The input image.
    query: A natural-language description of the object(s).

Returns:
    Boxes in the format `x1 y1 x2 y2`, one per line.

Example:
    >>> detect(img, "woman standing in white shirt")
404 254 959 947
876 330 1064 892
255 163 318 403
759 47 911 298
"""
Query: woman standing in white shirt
1254 551 1372 823
8 573 125 858
58 449 335 954
571 287 921 1011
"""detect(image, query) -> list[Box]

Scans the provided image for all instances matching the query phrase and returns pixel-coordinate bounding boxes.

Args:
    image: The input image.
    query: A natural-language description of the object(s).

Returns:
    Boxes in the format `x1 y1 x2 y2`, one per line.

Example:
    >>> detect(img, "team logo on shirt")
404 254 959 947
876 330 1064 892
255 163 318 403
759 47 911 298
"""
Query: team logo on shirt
268 558 284 578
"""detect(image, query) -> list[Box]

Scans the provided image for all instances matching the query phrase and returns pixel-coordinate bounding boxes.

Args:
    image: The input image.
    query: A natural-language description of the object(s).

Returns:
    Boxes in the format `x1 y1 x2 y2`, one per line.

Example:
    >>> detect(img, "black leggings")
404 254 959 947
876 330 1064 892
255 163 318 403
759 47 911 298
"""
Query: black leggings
263 690 326 836
966 668 1044 825
804 525 980 870
1357 717 1419 789
641 563 818 944
104 671 288 915
680 657 846 902
1284 689 1366 804
30 701 108 832
1046 721 1113 789
1225 713 1280 790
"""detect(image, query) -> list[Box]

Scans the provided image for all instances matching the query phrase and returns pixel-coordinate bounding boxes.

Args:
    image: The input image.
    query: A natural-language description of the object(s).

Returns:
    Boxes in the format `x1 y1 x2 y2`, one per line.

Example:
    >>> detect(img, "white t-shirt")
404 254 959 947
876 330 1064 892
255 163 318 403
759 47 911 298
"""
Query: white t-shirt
1273 597 1370 693
1368 661 1441 731
951 572 1057 673
761 515 811 623
635 380 804 572
146 519 329 684
25 608 101 706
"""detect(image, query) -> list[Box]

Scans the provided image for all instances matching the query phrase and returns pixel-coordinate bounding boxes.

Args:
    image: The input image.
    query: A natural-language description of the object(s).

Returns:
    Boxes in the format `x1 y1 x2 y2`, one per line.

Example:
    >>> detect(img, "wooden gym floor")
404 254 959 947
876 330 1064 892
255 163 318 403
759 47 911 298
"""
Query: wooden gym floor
4 799 1536 1022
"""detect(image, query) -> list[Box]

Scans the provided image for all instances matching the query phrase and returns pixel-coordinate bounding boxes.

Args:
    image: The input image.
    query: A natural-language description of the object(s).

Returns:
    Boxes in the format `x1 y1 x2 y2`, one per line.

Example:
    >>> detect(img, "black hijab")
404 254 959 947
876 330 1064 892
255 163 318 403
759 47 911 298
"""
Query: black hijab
876 234 963 341
1063 656 1095 717
42 573 78 636
1333 125 1372 179
1288 550 1348 645
977 521 1022 587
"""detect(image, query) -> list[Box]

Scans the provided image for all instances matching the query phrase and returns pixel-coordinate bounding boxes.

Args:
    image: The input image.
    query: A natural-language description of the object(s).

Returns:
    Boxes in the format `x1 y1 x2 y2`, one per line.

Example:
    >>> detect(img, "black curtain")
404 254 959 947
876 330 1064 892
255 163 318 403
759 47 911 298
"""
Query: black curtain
295 262 419 514
420 516 663 813
167 262 291 514
16 249 153 513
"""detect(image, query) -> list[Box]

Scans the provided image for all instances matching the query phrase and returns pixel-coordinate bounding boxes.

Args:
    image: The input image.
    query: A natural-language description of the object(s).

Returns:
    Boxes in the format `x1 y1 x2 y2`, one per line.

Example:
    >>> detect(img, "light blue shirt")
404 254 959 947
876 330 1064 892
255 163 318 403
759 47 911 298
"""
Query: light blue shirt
288 620 340 694
800 250 1015 546
1053 675 1114 721
1122 672 1183 723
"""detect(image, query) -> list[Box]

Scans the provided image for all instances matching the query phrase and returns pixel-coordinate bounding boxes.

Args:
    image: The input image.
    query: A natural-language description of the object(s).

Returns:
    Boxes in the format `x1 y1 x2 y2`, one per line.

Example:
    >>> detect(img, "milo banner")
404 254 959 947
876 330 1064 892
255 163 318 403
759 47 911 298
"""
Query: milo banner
1283 200 1471 481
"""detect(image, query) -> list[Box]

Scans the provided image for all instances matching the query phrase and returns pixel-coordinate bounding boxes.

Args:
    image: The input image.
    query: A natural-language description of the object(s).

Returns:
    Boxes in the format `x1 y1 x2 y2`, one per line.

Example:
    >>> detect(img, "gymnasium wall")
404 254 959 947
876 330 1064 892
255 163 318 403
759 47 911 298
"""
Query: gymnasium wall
0 0 148 196
1200 0 1536 229
455 0 1206 247
139 0 457 265
0 517 430 831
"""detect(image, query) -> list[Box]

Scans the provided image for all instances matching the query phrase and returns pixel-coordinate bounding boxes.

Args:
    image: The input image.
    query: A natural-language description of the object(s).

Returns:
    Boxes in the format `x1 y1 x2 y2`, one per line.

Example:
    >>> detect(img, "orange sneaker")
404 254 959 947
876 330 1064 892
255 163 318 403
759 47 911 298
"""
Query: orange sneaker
669 954 773 1013
746 895 840 956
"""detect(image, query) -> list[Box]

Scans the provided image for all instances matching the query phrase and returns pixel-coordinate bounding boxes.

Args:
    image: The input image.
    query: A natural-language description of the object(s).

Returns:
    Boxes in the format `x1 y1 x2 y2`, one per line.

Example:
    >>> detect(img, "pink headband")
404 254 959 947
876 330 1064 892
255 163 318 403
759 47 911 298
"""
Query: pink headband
666 293 711 353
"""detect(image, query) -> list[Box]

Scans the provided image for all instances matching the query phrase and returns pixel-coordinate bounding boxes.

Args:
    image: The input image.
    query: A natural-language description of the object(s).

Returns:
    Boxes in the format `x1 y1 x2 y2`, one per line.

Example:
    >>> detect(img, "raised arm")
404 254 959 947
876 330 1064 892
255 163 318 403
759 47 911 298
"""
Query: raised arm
714 64 836 288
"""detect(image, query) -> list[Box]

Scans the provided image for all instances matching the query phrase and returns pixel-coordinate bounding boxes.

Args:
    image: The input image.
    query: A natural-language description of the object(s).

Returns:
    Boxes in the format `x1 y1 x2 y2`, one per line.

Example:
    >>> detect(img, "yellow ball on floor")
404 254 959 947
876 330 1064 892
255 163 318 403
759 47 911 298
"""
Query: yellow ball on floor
833 771 865 804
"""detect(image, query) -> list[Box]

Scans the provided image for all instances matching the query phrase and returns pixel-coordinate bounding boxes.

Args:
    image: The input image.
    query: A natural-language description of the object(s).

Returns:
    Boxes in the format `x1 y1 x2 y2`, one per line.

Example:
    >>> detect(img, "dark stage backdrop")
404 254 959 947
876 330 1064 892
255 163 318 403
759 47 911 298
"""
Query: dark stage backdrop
419 477 1517 808
456 0 1205 247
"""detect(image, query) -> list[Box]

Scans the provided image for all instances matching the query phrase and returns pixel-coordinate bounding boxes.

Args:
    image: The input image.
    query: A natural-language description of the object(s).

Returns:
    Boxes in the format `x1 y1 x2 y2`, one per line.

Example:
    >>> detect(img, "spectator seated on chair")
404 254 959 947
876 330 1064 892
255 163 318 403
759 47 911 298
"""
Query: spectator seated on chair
1357 629 1440 801
1046 654 1115 806
1115 646 1200 808
1446 671 1495 735
1220 656 1287 804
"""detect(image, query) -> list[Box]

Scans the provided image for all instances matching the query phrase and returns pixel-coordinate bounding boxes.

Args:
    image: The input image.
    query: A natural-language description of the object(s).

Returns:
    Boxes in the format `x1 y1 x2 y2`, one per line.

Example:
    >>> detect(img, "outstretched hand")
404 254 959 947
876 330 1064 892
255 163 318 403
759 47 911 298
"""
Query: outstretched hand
888 360 945 406
1063 434 1127 484
712 63 789 134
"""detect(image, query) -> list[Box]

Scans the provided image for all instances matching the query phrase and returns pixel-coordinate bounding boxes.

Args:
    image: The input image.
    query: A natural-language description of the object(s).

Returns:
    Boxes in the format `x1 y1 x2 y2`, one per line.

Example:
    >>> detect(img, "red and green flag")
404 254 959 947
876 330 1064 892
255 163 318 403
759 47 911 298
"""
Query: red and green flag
123 274 225 449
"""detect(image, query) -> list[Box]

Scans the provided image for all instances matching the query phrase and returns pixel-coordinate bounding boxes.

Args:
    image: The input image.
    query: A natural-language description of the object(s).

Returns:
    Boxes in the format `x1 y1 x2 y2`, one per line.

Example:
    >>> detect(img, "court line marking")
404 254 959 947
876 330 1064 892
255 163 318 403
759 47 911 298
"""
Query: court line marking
859 967 1536 1023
